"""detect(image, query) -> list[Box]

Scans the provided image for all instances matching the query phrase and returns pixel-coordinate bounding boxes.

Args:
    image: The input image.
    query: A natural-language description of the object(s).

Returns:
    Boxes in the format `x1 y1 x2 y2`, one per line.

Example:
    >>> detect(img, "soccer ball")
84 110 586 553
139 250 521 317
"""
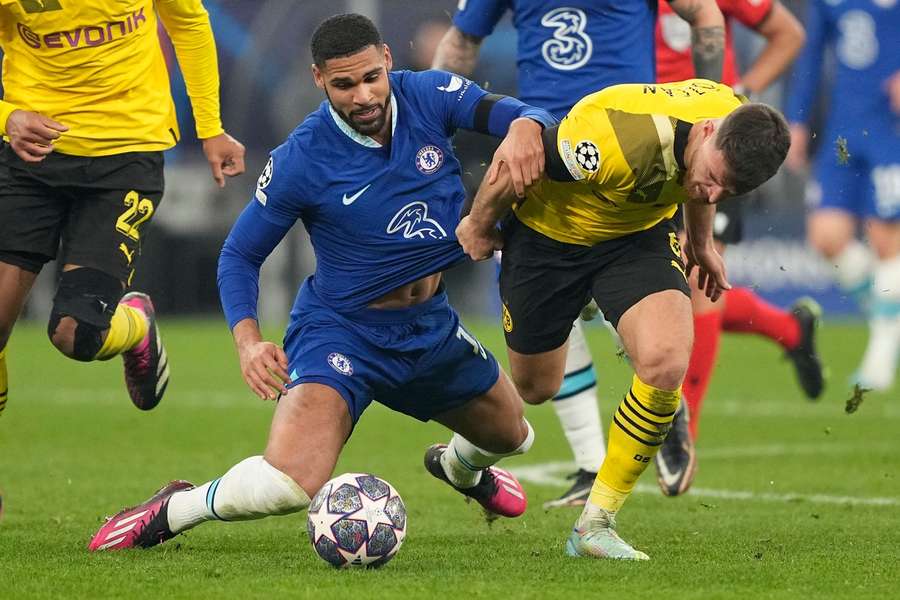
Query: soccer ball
307 473 407 568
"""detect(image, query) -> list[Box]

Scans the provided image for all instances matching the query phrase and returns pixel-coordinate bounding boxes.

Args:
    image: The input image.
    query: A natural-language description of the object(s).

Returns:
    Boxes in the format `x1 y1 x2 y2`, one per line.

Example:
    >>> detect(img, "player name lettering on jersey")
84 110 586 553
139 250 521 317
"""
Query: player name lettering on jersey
642 81 720 98
16 8 147 50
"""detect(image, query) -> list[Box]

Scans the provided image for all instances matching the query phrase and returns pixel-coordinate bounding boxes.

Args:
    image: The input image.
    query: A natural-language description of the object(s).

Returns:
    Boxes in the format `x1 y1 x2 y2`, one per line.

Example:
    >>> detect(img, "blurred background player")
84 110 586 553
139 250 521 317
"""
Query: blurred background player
785 0 900 391
0 0 245 416
434 0 727 508
653 0 824 497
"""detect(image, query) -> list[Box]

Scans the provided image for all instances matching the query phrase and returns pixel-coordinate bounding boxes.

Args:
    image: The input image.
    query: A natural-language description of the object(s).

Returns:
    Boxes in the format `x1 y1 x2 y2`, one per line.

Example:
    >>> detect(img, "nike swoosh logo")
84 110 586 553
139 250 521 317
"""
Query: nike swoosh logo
342 184 372 206
656 455 684 488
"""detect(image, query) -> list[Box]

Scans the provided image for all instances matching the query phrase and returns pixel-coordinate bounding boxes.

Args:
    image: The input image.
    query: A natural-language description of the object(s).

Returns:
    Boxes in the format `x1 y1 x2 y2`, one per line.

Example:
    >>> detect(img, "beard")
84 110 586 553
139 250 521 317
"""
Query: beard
329 92 391 137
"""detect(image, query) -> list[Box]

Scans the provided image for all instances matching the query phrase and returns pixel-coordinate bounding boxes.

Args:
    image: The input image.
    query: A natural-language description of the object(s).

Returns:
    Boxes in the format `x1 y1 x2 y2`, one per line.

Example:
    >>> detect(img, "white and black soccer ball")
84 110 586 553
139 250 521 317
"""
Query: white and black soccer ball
575 140 600 172
307 473 407 568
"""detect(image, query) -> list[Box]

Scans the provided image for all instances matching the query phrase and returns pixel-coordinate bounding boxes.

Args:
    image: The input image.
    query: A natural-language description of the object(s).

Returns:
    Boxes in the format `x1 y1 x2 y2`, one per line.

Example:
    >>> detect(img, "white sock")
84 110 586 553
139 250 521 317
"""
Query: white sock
440 420 535 489
553 321 605 473
167 456 310 534
833 240 874 309
858 254 900 389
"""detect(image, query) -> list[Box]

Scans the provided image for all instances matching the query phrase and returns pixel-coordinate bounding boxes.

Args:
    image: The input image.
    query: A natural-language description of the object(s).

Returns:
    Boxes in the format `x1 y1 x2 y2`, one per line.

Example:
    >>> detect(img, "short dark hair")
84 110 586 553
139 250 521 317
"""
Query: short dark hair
716 103 791 196
311 14 383 67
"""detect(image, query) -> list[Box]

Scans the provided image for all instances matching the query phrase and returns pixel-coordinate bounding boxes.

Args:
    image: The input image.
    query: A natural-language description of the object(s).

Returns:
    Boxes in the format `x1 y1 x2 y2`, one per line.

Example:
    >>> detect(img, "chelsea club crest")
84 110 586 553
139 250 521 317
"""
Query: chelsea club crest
416 145 443 175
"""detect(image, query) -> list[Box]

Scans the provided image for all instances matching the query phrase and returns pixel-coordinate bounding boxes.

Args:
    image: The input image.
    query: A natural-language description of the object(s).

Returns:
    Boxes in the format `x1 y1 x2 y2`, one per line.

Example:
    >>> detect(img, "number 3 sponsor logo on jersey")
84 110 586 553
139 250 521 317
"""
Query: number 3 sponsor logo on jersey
540 7 592 71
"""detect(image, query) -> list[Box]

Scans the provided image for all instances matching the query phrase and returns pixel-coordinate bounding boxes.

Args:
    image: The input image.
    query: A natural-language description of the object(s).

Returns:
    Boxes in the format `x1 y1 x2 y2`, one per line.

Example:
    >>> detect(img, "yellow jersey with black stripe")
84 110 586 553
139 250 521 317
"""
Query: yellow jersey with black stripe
516 79 745 245
0 0 223 156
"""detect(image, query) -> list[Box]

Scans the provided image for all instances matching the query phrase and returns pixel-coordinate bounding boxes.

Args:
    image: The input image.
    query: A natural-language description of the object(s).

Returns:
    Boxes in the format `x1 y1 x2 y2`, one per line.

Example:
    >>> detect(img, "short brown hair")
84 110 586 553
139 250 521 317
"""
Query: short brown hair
716 103 791 196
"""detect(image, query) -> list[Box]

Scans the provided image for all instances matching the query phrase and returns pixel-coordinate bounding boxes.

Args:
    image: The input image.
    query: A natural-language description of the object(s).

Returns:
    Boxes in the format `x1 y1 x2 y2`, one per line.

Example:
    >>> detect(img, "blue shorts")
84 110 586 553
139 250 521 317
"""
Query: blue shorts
282 278 500 425
807 121 900 221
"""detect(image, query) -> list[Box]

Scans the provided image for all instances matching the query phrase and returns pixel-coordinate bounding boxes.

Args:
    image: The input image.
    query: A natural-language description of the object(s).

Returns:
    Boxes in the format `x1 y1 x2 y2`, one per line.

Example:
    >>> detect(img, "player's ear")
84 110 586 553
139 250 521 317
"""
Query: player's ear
311 63 325 90
701 119 716 140
383 43 393 72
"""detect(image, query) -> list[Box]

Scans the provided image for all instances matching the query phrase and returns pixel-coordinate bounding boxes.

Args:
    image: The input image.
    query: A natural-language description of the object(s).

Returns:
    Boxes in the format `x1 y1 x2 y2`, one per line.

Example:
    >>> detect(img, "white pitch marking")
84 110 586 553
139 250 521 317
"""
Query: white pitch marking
510 461 900 507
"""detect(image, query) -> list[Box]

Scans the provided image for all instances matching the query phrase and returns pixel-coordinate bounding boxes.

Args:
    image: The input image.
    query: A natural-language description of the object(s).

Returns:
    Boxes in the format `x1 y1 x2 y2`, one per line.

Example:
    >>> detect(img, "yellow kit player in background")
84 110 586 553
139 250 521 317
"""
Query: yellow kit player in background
0 0 245 415
457 80 791 559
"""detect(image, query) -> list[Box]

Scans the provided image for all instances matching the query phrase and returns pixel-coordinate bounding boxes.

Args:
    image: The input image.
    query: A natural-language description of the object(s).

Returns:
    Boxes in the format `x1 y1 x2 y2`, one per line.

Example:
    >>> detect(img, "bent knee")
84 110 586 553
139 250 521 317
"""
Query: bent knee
47 315 79 358
633 349 689 391
48 268 122 361
513 377 561 405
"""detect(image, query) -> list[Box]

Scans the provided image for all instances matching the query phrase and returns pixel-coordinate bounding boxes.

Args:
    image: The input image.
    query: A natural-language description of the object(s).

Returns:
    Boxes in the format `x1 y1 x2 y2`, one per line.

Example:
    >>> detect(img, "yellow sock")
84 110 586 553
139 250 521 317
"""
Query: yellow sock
589 373 680 512
0 346 7 415
94 303 149 361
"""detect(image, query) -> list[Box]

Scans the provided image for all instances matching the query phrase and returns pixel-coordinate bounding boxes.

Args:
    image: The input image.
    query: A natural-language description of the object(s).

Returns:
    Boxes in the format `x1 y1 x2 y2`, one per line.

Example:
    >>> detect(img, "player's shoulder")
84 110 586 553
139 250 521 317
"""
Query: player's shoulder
391 69 471 96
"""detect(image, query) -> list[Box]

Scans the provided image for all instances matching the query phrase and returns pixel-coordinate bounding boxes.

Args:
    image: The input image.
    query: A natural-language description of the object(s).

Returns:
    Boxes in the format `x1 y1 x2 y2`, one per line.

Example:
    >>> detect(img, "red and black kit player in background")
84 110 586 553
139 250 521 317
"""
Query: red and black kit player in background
653 0 823 495
0 1 245 417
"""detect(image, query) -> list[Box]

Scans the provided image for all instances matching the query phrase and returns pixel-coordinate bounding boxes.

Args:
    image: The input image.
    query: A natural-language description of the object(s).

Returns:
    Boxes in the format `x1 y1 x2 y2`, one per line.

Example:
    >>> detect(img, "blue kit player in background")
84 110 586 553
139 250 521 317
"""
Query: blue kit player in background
785 0 900 391
434 0 726 507
88 13 557 552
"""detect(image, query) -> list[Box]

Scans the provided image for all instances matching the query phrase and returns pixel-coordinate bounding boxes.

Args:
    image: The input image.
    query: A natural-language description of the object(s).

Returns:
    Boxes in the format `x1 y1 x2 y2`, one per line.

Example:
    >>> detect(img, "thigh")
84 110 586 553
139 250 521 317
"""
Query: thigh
379 310 501 422
282 319 377 426
617 289 694 383
592 219 691 329
61 152 165 285
264 382 353 497
0 262 38 345
0 144 70 268
431 369 525 454
499 216 592 354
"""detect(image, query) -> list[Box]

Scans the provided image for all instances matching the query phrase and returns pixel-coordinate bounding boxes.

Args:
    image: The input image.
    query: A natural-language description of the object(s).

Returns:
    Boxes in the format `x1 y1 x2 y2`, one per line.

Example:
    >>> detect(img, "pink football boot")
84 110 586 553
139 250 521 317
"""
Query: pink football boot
119 292 169 411
88 480 193 551
424 444 527 517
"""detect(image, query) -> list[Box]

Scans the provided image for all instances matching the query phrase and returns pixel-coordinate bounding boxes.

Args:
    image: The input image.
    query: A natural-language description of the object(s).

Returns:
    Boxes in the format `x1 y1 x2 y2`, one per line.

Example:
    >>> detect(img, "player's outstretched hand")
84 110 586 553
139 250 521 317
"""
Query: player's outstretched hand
202 132 246 188
489 117 544 198
5 109 68 163
685 240 731 302
456 215 502 261
238 340 290 400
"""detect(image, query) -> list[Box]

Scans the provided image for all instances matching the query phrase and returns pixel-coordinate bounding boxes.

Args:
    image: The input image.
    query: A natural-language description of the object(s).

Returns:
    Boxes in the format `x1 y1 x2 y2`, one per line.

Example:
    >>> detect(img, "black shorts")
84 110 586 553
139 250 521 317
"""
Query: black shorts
0 144 164 282
499 215 690 354
673 201 744 245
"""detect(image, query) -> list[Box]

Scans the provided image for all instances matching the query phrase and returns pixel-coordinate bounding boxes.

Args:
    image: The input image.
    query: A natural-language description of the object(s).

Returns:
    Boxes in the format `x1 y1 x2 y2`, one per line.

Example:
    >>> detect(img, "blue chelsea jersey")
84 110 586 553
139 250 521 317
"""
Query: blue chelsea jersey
453 0 658 118
218 69 557 326
786 0 900 125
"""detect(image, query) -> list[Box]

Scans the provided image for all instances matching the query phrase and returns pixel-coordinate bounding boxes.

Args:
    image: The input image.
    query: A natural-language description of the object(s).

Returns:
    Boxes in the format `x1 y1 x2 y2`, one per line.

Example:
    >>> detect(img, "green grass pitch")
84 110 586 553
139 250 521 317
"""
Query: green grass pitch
0 318 897 599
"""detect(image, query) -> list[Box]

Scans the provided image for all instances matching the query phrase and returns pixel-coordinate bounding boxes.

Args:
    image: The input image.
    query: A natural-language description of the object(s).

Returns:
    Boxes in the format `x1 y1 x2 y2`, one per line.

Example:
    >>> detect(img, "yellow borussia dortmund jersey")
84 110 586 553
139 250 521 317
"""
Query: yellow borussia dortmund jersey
0 0 223 156
516 79 745 245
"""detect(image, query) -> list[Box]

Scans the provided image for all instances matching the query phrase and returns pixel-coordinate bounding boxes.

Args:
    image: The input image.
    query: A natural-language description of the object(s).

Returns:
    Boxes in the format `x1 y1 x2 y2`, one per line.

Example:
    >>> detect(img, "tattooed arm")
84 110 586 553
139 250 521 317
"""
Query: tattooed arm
669 0 726 82
432 26 484 76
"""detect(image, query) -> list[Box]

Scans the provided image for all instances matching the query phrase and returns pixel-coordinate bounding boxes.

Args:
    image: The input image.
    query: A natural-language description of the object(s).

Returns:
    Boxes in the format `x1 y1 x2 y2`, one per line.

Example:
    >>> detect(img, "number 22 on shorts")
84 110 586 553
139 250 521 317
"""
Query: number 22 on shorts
115 190 155 241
